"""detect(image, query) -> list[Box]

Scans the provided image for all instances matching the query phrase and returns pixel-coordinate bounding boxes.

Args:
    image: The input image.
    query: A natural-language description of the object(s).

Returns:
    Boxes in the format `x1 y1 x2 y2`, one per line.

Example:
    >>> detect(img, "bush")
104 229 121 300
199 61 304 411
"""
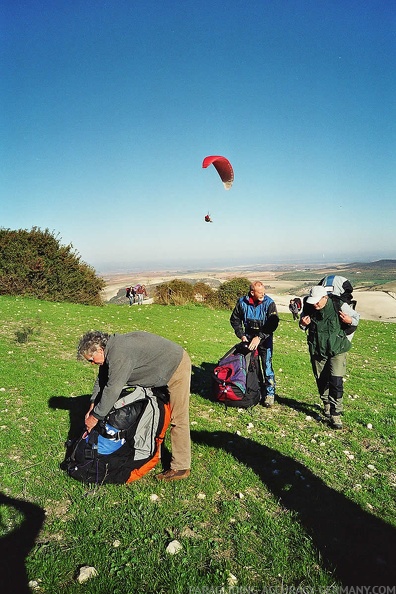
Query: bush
192 281 214 303
214 277 250 309
0 227 105 305
154 279 195 305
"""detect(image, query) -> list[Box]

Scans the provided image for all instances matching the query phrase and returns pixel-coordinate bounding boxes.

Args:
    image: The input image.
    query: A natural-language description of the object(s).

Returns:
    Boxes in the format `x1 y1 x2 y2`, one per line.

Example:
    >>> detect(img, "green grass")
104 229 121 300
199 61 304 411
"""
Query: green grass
1 295 395 592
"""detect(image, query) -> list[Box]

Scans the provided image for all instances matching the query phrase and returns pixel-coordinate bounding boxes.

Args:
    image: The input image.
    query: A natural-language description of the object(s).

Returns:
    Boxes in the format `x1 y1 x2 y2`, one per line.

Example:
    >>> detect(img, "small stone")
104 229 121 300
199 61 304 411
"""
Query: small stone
166 539 183 555
367 423 373 429
77 566 98 584
227 572 238 586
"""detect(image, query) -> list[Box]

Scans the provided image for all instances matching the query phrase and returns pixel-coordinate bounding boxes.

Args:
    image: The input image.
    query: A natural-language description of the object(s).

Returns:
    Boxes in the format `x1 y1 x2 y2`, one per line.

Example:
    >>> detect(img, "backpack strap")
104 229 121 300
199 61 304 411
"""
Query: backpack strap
329 295 354 336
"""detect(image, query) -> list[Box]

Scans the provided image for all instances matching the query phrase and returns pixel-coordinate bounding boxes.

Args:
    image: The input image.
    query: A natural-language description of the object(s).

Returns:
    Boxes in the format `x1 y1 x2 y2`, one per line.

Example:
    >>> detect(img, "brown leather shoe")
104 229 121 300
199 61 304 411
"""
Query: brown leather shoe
155 469 190 481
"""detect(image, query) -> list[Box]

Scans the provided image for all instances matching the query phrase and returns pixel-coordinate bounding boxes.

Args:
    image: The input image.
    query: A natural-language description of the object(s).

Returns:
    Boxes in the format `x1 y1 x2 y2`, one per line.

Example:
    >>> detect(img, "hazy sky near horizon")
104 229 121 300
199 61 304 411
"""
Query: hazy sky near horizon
1 1 395 273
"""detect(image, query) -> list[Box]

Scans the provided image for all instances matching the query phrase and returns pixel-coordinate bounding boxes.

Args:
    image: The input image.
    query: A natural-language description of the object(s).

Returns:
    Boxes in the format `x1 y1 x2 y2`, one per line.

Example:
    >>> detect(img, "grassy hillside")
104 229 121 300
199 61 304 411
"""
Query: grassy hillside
0 296 395 592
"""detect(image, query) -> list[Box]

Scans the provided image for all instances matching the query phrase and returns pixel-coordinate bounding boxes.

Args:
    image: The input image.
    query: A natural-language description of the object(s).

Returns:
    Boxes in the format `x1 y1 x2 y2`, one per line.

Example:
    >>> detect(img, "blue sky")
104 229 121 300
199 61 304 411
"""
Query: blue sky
1 1 395 273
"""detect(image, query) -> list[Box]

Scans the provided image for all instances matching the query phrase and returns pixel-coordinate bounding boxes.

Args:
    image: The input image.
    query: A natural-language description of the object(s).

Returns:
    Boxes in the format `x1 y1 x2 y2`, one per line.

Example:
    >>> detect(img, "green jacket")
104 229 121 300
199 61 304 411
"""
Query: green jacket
307 297 352 358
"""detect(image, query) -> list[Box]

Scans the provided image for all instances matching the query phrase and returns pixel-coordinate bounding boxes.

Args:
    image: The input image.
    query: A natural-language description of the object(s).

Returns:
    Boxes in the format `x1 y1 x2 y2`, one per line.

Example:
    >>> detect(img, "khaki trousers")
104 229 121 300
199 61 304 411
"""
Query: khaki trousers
167 350 191 470
311 351 347 415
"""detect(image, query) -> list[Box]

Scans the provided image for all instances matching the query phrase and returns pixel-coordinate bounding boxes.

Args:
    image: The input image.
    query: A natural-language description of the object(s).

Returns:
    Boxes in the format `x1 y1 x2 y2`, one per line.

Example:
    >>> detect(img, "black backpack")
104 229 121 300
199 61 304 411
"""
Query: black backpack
63 386 170 485
212 343 261 408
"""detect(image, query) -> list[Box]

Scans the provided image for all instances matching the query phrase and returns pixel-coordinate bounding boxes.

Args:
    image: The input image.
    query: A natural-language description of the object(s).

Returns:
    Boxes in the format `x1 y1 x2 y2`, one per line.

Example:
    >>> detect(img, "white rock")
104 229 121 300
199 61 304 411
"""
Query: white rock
166 540 183 555
77 566 98 583
227 572 238 586
367 423 373 429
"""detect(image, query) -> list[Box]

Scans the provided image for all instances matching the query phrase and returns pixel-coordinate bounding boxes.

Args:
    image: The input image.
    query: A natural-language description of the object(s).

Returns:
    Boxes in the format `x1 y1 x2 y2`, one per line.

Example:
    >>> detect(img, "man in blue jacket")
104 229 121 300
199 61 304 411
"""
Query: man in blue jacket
230 281 279 406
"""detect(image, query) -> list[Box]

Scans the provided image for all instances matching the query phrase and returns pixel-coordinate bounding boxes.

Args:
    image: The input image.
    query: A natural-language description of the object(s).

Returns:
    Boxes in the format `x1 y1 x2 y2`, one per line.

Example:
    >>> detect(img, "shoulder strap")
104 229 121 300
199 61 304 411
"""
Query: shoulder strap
113 386 148 409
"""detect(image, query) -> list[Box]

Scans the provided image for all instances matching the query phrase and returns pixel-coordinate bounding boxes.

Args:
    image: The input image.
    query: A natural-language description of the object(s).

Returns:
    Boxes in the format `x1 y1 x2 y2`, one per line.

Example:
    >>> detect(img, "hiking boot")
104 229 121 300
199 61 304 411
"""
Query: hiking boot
155 469 190 481
265 395 275 408
330 415 343 430
323 403 331 418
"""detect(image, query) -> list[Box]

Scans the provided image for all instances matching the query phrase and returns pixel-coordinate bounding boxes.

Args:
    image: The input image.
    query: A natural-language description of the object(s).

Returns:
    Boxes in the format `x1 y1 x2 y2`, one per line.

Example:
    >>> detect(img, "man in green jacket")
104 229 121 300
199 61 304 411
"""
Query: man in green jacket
77 330 191 481
299 285 360 429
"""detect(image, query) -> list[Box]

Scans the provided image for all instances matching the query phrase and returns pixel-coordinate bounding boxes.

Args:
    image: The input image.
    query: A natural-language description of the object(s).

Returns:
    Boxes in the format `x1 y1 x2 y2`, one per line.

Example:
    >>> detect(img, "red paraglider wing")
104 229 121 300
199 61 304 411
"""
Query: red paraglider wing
202 155 234 190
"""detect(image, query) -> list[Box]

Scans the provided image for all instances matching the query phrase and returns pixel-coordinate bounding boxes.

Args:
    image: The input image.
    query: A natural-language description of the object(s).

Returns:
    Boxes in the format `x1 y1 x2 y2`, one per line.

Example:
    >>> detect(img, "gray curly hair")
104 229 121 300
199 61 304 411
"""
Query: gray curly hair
77 330 110 360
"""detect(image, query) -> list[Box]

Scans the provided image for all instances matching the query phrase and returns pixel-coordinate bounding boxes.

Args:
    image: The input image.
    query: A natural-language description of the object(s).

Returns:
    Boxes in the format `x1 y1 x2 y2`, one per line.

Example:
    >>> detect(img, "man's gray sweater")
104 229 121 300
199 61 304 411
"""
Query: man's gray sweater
91 332 184 419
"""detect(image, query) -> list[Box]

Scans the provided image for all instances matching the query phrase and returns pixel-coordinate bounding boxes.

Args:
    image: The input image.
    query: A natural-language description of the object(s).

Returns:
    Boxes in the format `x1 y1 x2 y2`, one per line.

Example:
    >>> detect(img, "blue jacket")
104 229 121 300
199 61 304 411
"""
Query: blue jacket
230 294 279 342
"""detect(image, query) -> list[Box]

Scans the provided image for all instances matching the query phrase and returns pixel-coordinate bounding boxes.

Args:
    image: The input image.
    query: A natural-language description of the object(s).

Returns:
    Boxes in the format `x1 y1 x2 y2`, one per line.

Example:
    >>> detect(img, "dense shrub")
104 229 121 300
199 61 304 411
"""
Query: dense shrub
0 227 105 305
192 281 214 303
154 277 250 309
154 279 195 305
214 277 250 309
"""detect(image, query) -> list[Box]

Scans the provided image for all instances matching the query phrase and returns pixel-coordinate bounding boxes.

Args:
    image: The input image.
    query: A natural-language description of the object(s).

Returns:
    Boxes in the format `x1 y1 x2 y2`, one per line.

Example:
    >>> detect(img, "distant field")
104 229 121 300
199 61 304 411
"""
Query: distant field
277 261 396 290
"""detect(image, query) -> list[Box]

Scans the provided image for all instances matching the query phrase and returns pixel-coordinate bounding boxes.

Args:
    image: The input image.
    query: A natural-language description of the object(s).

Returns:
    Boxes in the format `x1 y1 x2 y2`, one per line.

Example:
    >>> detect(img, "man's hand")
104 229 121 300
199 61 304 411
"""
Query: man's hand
85 414 98 432
248 336 261 351
300 315 311 328
339 311 352 325
85 402 94 421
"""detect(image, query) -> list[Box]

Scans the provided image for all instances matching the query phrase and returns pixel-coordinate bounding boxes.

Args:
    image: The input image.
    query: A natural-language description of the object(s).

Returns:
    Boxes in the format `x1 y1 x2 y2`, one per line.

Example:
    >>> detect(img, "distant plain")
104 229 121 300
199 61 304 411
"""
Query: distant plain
101 261 396 323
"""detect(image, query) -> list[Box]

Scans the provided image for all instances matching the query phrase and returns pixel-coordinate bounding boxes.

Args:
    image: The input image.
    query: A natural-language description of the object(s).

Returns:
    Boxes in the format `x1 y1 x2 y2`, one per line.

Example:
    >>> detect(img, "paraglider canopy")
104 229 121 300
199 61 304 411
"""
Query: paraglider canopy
202 155 234 190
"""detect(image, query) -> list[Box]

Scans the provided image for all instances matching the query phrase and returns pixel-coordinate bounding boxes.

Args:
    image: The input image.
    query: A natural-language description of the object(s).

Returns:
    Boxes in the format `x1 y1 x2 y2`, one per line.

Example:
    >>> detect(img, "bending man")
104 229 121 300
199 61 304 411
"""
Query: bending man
77 330 191 481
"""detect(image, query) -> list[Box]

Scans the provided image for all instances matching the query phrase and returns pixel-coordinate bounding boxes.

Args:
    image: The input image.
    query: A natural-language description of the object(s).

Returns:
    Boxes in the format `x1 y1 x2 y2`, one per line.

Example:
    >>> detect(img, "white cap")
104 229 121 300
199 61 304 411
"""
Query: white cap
306 285 328 305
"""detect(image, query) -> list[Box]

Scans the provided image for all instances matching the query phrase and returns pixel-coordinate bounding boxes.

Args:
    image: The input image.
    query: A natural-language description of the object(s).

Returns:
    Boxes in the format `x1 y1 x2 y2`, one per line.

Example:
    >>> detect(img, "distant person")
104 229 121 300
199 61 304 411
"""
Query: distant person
299 286 360 429
289 298 299 320
77 330 192 481
127 286 136 306
136 284 147 305
230 281 279 407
